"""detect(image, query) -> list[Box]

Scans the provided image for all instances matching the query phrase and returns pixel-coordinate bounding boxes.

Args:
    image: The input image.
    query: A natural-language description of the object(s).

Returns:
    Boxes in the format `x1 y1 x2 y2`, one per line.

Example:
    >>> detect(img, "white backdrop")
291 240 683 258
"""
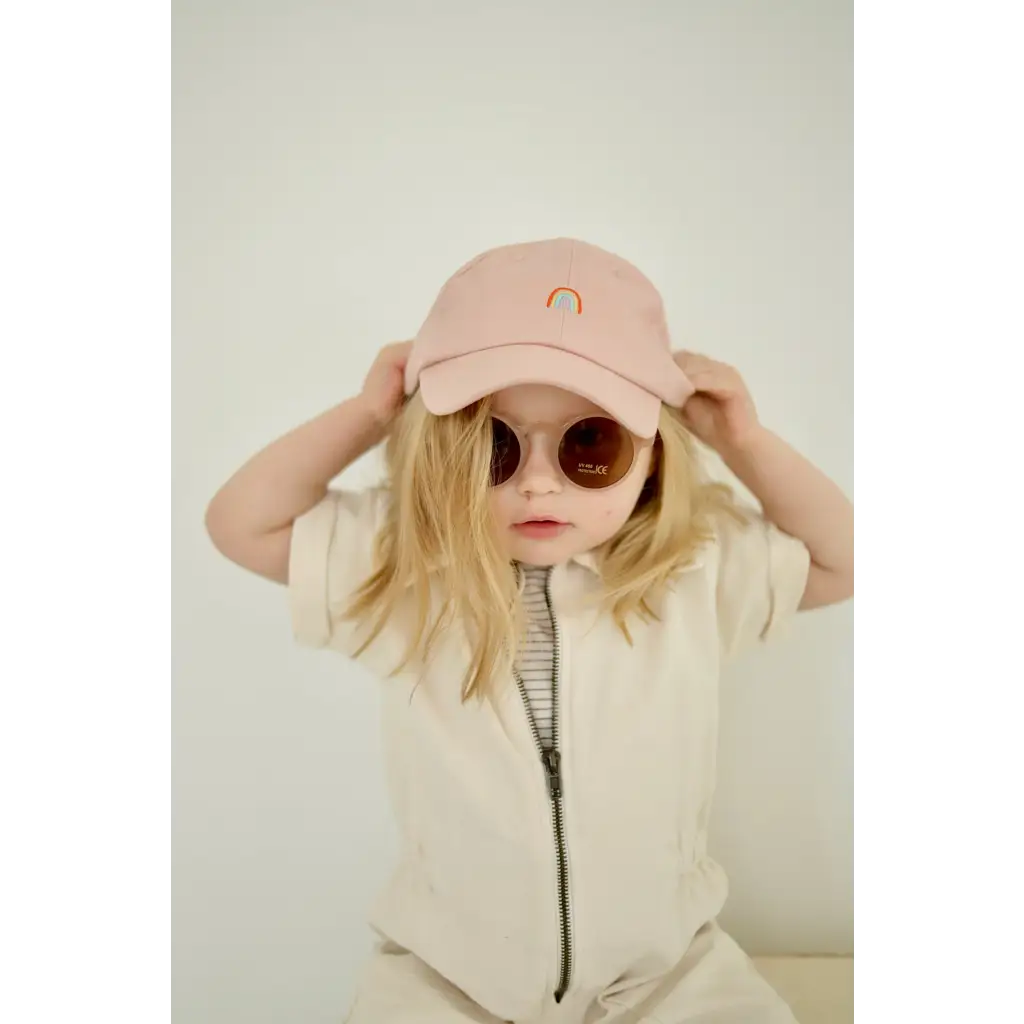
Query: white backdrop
173 1 852 1021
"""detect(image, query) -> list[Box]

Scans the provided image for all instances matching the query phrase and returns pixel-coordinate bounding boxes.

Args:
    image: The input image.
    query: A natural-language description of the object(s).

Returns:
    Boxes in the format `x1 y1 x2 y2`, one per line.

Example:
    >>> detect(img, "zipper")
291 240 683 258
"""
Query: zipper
511 566 574 1003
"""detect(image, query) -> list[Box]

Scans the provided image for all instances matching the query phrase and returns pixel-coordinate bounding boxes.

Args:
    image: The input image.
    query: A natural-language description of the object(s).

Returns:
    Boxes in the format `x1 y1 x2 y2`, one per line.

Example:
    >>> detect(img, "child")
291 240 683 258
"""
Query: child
206 238 854 1024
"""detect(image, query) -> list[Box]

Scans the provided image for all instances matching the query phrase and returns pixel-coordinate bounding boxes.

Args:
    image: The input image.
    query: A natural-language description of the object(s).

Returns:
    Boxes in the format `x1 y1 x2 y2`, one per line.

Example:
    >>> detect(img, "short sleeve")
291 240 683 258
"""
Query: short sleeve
713 507 812 659
288 487 389 654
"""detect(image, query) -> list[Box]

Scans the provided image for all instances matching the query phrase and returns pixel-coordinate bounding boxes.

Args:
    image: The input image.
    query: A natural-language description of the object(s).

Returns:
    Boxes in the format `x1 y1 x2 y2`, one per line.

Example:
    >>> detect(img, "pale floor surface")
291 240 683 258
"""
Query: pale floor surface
752 956 853 1024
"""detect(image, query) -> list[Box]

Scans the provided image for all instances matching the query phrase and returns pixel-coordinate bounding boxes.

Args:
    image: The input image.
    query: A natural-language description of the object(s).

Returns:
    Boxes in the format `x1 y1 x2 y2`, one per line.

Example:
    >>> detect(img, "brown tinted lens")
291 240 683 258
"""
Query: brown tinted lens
558 417 633 488
490 418 521 486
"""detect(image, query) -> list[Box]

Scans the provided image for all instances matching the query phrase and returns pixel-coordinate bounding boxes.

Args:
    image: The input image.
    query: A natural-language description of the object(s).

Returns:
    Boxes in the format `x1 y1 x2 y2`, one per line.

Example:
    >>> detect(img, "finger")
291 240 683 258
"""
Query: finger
684 356 733 380
685 370 741 398
383 342 414 370
685 362 736 384
677 353 733 381
675 350 711 369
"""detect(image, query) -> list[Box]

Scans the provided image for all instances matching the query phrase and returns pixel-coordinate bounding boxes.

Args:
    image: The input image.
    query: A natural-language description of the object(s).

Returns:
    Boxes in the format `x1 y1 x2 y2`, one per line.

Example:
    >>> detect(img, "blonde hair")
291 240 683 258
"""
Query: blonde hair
343 392 743 700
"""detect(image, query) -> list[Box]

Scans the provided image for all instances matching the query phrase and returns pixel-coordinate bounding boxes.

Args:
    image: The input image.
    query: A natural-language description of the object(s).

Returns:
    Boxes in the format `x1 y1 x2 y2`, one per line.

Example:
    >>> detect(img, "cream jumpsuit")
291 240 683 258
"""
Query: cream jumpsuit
289 488 811 1024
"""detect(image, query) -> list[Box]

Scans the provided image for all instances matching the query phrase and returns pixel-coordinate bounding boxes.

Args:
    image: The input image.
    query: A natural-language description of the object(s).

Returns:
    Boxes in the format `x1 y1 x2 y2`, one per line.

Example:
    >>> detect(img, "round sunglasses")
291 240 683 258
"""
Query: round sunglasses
489 415 649 490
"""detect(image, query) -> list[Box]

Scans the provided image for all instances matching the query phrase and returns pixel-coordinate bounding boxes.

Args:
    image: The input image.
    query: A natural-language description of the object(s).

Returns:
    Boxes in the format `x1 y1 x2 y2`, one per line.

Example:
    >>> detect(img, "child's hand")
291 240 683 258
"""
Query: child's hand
673 351 761 453
361 341 413 427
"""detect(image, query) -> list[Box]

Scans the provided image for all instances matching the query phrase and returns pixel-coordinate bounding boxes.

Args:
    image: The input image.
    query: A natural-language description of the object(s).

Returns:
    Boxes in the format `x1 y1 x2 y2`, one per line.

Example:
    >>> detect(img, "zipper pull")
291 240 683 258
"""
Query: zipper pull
543 748 562 798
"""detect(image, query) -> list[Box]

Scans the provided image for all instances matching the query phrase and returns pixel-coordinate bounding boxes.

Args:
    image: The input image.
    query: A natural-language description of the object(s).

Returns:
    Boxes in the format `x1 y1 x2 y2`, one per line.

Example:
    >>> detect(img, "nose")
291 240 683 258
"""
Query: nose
516 434 562 497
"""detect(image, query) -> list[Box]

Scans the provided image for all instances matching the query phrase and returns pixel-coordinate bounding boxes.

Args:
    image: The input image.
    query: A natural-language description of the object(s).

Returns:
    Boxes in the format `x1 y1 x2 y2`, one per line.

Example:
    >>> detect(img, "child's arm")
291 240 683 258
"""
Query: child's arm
717 428 854 609
205 342 411 584
674 351 853 611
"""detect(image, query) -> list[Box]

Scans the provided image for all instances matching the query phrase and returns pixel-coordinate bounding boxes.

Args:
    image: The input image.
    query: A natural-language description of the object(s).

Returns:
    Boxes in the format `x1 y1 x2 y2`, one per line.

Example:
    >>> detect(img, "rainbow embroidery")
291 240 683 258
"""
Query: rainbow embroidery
546 287 583 314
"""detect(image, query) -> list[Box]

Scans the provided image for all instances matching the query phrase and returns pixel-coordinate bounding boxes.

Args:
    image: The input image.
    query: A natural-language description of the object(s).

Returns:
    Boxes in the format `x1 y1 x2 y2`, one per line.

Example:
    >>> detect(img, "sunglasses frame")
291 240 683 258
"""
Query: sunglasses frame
489 413 653 491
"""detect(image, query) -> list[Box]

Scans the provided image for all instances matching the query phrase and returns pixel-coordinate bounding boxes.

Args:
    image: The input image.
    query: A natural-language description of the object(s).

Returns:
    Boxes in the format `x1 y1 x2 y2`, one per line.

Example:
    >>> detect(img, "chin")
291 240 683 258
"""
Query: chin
507 538 578 567
508 546 558 567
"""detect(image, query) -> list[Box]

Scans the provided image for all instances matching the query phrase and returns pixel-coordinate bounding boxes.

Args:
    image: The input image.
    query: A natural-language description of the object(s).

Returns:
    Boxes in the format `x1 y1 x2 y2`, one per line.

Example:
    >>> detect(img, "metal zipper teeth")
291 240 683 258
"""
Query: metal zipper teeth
509 566 574 1003
512 663 575 1001
543 568 573 1003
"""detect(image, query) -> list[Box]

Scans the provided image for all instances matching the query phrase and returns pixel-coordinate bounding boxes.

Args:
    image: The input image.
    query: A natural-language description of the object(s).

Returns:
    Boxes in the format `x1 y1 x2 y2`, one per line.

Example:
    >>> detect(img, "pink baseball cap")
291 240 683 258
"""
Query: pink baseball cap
404 237 694 439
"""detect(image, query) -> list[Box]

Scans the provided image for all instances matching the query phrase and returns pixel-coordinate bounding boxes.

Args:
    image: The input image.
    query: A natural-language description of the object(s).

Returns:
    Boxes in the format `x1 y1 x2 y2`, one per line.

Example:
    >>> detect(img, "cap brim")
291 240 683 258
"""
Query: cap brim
417 344 666 438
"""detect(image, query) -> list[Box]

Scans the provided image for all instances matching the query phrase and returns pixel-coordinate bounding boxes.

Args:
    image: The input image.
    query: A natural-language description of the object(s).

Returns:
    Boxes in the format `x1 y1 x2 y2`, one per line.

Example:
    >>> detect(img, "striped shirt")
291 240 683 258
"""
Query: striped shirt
514 564 556 749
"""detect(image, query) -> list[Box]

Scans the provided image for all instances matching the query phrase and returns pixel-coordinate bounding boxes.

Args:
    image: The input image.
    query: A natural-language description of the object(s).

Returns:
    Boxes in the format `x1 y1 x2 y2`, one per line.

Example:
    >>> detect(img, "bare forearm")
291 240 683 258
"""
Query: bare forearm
720 426 854 578
206 342 410 583
206 394 386 544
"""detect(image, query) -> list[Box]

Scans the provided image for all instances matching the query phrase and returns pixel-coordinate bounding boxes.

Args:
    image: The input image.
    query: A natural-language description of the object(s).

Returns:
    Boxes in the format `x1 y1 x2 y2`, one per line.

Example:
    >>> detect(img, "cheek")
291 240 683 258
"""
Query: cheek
609 493 639 518
489 486 514 523
586 487 642 527
592 474 649 527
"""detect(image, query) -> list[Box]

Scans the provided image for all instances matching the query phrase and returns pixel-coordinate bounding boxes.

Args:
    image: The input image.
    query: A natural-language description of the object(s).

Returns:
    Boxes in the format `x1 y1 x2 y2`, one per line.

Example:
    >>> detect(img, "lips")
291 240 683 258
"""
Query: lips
511 518 571 539
514 516 567 525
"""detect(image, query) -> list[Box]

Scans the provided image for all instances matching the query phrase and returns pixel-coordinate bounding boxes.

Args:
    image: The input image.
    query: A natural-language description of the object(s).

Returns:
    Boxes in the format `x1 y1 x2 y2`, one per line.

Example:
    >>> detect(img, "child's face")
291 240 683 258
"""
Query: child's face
489 384 654 567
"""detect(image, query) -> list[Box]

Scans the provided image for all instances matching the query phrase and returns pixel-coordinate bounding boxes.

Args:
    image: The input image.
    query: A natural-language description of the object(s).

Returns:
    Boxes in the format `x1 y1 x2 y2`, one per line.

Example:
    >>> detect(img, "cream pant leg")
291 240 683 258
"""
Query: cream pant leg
343 940 505 1024
344 924 798 1024
603 922 798 1024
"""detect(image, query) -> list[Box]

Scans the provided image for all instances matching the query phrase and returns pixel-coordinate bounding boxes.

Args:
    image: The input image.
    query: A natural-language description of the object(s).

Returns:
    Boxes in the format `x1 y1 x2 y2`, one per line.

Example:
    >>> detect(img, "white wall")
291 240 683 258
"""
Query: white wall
173 1 852 1021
